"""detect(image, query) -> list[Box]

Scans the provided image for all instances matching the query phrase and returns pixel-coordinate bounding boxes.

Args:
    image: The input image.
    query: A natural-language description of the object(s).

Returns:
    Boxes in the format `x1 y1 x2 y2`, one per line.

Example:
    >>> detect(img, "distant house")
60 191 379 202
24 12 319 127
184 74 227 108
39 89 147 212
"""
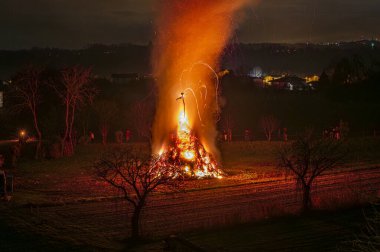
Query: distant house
269 76 309 91
263 75 282 86
305 75 319 83
248 66 263 78
111 73 139 84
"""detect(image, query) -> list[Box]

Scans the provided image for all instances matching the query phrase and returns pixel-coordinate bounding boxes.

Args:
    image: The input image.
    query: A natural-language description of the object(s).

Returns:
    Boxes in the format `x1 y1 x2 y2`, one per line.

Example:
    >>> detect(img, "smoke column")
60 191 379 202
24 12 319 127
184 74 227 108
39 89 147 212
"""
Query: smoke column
152 0 252 159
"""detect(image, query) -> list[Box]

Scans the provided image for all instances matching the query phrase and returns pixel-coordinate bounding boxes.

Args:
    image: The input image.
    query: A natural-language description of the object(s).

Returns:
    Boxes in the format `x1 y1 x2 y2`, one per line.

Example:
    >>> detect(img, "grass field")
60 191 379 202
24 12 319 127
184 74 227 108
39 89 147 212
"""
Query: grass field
0 137 379 206
0 137 380 251
5 136 380 177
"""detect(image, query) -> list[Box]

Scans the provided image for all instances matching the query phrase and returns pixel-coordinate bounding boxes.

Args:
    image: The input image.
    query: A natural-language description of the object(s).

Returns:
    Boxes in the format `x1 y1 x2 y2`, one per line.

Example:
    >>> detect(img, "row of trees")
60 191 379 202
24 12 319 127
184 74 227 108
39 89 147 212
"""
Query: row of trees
319 55 380 88
221 113 348 142
8 65 155 159
11 65 95 158
7 54 380 157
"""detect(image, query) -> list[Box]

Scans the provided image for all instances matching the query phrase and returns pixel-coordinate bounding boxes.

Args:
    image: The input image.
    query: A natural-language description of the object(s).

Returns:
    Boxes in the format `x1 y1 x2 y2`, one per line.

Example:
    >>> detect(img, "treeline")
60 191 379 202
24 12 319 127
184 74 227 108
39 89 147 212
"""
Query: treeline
1 65 155 159
0 44 151 78
1 52 380 159
1 41 379 79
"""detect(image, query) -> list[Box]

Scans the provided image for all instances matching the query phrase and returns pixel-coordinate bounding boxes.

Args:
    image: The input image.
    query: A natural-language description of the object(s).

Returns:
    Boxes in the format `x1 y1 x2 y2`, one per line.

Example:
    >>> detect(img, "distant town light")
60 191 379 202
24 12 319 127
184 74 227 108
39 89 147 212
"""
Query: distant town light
305 75 319 83
249 66 263 78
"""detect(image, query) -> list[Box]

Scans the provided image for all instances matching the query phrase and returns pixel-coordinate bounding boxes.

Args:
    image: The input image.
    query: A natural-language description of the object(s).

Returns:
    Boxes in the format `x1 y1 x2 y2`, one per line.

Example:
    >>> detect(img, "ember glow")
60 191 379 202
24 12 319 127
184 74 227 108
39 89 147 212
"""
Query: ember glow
152 0 254 178
160 110 222 178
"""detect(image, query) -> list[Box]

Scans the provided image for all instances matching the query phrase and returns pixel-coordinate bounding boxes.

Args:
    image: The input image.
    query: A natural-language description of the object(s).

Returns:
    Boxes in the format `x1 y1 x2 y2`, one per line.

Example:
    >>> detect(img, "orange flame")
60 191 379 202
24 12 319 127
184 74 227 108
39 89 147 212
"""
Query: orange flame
177 111 195 160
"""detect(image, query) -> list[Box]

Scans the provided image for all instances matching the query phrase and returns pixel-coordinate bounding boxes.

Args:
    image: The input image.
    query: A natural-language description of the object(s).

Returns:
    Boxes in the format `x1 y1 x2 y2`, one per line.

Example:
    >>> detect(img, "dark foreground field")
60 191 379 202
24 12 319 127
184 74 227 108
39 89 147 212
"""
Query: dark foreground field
0 206 376 251
0 138 380 251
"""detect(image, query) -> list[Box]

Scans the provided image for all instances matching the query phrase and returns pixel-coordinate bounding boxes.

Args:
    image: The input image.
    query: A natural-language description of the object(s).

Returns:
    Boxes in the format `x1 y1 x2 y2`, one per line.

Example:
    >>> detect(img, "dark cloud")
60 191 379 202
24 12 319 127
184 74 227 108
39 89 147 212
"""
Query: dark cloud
238 0 380 43
0 0 155 48
0 0 379 49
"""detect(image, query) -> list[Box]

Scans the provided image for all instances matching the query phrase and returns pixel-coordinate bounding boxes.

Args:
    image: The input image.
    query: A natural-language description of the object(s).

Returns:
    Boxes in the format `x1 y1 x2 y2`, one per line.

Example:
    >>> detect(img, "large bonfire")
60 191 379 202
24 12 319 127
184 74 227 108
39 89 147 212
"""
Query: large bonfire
161 109 222 178
152 0 252 178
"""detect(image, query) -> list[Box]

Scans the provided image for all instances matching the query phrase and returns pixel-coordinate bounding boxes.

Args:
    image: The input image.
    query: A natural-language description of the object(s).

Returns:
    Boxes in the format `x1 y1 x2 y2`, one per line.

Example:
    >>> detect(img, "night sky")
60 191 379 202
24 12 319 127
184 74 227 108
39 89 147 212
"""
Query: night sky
0 0 379 49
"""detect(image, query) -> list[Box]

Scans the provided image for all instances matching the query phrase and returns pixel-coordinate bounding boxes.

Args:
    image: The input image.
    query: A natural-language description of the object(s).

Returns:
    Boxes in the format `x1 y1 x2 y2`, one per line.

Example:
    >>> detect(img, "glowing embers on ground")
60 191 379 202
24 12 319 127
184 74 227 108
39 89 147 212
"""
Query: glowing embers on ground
160 112 222 179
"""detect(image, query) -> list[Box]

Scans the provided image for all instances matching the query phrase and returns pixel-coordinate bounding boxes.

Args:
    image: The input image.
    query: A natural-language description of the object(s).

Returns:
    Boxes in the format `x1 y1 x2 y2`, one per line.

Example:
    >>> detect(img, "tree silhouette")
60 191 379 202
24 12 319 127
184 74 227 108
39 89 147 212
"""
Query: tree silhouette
130 100 154 142
278 131 346 211
12 65 44 159
260 115 279 141
52 66 95 156
95 148 183 239
93 100 118 145
318 70 330 90
332 56 367 86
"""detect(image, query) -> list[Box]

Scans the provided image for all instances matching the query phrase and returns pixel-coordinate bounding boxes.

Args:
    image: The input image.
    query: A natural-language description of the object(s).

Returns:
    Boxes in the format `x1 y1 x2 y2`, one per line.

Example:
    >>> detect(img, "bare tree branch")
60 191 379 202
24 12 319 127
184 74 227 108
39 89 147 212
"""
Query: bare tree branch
260 115 279 141
278 131 347 211
94 147 183 239
11 65 45 159
52 66 96 156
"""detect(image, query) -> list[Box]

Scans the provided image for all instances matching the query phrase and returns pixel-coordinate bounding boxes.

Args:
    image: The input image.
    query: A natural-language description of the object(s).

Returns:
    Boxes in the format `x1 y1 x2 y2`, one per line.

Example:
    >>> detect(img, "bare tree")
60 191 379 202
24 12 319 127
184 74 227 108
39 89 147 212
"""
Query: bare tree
12 66 44 159
130 101 154 142
53 66 95 156
93 100 118 145
278 131 346 211
94 148 183 239
260 115 279 141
